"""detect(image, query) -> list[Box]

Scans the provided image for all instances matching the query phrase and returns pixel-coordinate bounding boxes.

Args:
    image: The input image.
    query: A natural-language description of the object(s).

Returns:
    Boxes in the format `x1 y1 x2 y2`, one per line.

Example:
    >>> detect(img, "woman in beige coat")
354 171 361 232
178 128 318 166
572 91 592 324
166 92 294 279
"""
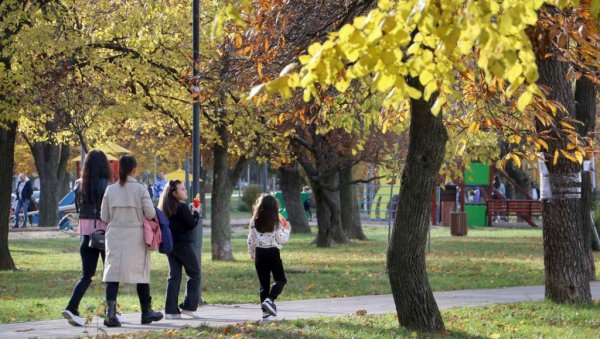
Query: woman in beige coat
100 155 163 327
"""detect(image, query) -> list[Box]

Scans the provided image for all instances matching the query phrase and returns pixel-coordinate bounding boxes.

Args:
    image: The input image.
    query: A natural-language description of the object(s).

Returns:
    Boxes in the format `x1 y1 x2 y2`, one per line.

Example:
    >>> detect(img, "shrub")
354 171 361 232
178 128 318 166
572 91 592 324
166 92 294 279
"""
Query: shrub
242 185 263 211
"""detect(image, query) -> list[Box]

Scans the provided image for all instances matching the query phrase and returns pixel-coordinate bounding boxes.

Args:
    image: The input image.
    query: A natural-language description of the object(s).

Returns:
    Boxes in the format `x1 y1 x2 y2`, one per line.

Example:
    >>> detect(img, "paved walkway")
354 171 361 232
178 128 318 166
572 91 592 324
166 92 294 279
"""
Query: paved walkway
1 283 599 339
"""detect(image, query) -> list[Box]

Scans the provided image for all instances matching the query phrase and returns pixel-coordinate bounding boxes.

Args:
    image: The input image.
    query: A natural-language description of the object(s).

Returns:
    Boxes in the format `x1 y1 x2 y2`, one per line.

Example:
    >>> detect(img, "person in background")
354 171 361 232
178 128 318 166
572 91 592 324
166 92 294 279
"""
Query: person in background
247 194 291 322
473 187 481 204
302 186 312 220
62 150 111 327
101 156 163 327
159 180 202 319
153 172 167 202
466 190 476 203
492 176 507 222
493 176 506 198
13 173 33 228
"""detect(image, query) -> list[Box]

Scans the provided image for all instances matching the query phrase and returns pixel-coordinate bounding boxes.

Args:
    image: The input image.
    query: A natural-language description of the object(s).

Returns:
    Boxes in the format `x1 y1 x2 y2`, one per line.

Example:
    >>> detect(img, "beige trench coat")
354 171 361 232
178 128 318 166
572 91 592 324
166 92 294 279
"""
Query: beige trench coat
101 176 156 283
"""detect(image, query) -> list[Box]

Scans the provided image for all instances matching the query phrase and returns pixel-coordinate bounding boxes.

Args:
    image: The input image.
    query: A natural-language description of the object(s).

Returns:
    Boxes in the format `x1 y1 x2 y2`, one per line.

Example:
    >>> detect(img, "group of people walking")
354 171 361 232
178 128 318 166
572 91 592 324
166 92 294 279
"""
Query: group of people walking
61 150 291 327
12 173 34 228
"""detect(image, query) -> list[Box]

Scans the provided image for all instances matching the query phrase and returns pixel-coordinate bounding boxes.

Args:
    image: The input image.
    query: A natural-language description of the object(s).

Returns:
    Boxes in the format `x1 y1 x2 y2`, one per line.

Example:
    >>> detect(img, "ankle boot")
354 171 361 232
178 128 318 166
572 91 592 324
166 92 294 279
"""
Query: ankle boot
104 301 121 327
141 296 163 324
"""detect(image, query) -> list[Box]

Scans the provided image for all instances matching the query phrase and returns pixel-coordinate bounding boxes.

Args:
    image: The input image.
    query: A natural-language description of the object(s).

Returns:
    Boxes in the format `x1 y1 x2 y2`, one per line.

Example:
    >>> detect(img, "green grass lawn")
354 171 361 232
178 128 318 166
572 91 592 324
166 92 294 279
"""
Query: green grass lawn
111 301 600 338
0 227 598 324
204 193 253 220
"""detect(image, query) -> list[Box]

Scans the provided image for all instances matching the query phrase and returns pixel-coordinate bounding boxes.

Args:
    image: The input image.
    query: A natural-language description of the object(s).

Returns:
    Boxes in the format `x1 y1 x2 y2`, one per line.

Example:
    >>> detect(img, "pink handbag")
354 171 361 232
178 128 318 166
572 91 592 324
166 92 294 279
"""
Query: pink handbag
143 217 162 250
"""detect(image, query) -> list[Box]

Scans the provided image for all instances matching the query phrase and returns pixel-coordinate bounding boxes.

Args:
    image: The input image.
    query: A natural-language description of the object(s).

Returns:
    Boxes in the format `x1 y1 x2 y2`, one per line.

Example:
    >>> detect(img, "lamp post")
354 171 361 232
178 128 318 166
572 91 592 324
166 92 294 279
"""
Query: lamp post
191 0 204 305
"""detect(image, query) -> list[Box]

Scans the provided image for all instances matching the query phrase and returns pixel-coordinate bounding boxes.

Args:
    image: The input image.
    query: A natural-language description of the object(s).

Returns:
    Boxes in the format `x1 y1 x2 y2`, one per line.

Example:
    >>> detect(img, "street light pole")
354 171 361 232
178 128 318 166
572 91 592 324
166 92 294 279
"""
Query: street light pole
191 0 204 306
192 0 200 199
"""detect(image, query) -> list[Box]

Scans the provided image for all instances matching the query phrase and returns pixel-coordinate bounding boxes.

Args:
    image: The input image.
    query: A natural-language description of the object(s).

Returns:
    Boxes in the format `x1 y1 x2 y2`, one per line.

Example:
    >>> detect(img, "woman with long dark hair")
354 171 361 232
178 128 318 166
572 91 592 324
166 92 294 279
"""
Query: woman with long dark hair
62 150 111 327
100 155 163 327
158 180 202 319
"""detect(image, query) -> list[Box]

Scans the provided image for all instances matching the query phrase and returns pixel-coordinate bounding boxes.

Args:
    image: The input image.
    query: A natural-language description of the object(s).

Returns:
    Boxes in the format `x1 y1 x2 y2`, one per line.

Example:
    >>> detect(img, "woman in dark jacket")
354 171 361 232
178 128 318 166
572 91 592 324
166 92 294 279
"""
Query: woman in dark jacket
62 150 111 326
158 179 202 319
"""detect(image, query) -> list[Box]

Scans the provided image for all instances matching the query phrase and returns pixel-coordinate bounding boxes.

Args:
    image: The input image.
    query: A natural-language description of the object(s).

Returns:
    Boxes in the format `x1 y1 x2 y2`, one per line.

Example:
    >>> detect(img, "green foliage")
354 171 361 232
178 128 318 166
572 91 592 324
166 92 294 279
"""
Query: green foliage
238 203 251 212
242 184 264 211
249 0 596 172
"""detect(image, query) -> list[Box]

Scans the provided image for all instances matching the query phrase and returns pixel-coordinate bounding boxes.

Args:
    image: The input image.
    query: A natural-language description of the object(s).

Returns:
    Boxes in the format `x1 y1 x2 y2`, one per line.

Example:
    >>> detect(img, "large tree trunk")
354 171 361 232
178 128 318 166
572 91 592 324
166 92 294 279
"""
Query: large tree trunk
536 40 591 303
311 172 348 247
210 124 247 260
575 76 597 280
340 166 367 240
30 141 70 227
280 165 310 233
387 78 446 331
0 121 17 270
211 133 235 261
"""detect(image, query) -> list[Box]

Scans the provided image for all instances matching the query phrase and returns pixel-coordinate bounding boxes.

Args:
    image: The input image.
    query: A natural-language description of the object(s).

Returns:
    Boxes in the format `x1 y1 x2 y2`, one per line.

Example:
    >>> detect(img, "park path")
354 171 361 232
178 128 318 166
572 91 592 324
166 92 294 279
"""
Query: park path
1 283 599 339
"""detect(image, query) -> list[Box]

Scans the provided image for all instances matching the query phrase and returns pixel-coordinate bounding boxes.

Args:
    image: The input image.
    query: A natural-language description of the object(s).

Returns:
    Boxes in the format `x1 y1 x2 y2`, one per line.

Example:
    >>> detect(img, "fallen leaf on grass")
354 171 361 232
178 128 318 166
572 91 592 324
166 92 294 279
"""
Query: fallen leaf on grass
490 334 500 339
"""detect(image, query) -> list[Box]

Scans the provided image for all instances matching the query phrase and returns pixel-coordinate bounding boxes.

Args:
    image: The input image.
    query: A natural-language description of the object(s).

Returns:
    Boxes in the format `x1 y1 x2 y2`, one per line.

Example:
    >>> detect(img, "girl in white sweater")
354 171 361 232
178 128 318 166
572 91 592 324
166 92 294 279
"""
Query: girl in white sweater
247 194 291 321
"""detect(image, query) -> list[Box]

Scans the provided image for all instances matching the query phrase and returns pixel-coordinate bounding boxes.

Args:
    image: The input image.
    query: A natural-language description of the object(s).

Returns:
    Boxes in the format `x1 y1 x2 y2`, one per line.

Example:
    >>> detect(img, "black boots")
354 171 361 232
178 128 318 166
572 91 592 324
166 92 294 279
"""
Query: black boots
141 297 163 325
104 301 121 327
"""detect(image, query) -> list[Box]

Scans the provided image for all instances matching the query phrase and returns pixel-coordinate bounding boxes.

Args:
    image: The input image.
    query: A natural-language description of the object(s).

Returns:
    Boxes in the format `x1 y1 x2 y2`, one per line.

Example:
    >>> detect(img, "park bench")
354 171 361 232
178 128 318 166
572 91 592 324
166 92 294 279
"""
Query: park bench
487 200 541 227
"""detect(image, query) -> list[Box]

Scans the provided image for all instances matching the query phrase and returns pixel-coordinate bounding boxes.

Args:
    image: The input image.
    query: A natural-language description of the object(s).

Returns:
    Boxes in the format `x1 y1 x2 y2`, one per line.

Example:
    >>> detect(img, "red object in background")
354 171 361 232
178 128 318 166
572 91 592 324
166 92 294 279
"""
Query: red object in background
193 194 201 208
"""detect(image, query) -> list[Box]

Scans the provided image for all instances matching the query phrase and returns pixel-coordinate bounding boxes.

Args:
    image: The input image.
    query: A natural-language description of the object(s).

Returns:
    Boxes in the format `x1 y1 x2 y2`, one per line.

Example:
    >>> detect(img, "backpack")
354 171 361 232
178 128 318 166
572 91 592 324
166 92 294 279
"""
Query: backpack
155 207 173 254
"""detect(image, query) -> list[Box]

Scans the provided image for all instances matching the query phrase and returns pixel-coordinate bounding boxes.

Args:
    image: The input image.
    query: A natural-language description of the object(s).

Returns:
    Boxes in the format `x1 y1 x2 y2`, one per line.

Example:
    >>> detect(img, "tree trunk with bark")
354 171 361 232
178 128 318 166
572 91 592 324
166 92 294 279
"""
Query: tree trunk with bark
340 166 367 240
311 175 347 247
387 78 446 331
211 133 235 261
210 125 247 260
306 133 349 246
536 45 591 303
29 141 70 227
280 165 310 233
575 76 597 280
0 121 17 270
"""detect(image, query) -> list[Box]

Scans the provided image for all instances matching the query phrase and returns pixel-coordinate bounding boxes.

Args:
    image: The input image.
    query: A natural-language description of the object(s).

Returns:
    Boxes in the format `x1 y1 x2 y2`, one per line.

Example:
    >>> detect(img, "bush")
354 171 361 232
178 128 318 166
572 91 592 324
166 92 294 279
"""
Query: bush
242 185 263 211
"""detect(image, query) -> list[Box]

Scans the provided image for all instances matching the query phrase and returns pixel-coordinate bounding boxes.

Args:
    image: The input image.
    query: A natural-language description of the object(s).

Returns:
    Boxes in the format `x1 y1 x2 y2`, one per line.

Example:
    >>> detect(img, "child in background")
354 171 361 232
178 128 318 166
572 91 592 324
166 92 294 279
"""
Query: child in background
247 194 291 321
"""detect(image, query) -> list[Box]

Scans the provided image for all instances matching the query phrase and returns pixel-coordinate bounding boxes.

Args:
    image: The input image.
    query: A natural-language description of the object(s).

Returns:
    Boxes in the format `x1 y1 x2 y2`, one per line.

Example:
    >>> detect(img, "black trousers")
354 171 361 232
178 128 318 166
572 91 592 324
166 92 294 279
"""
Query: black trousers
165 243 201 314
66 235 105 313
255 247 287 303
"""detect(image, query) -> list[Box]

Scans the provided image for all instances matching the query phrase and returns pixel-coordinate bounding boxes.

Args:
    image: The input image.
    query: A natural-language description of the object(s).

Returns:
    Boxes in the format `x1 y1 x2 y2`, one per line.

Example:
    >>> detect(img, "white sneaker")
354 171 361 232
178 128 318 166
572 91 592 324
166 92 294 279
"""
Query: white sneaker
261 311 275 322
180 308 200 318
165 313 181 320
62 310 85 327
261 298 277 316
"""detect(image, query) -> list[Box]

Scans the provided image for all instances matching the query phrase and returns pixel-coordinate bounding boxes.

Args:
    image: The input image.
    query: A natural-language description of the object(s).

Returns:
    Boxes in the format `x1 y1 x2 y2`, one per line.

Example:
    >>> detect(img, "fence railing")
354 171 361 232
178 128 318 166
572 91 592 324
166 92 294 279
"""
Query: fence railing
354 184 400 222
